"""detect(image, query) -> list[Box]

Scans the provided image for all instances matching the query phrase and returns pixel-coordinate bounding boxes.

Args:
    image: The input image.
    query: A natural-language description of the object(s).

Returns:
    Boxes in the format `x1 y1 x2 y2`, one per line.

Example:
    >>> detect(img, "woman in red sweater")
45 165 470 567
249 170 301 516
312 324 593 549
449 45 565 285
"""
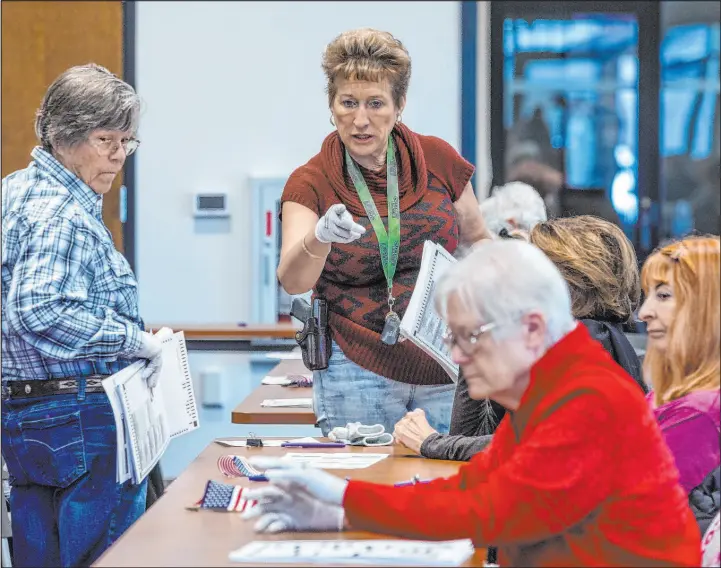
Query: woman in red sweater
276 27 490 436
245 240 701 567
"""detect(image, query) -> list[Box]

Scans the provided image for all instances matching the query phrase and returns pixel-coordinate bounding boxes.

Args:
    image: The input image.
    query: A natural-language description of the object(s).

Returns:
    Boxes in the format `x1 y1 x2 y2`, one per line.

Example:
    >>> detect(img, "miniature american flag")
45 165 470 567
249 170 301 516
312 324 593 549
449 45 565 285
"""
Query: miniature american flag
198 480 256 512
217 455 261 478
285 374 313 388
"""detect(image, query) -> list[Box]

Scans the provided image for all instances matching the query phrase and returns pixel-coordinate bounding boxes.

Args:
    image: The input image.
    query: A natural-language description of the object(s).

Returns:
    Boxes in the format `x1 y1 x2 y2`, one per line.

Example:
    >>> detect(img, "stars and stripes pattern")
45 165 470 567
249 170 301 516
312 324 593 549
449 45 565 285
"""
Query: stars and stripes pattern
217 455 261 478
197 480 256 512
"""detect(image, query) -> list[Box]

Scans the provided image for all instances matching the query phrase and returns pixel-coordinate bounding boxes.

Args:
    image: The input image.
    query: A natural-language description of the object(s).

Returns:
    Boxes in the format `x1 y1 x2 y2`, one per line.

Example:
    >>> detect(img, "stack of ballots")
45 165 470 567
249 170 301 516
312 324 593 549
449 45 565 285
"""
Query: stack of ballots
101 331 200 485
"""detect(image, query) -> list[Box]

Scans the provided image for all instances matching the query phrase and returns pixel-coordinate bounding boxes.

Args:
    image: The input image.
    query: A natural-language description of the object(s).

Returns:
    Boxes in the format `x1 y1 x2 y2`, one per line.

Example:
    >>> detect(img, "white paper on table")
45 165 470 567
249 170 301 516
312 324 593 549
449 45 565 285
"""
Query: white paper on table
215 437 321 447
260 398 313 408
261 373 312 386
279 452 388 470
261 375 292 386
264 351 303 361
229 539 475 566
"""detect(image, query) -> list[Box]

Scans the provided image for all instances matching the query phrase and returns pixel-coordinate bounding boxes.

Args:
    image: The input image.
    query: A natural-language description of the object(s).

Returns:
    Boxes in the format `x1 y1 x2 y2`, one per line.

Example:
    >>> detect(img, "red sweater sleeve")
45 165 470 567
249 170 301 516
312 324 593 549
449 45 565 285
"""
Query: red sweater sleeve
343 392 617 545
280 167 323 218
419 135 475 202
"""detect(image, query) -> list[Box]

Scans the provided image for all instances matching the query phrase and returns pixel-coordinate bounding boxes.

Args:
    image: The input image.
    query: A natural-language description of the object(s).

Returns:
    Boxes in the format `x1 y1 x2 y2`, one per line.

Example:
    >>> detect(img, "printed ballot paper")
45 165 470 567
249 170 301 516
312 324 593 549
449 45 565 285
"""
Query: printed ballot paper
400 241 459 382
229 539 475 566
102 331 199 484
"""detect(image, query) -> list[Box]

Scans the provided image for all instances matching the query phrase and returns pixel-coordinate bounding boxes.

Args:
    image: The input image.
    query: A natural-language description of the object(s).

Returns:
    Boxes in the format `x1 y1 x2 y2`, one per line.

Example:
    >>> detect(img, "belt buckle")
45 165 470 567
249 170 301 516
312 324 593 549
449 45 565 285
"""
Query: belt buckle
1 383 26 399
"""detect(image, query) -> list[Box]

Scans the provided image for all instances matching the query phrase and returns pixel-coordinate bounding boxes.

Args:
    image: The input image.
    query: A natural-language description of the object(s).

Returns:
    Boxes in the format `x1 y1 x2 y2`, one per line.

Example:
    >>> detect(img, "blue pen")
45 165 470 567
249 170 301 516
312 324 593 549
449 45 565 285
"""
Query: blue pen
280 442 346 448
248 475 269 482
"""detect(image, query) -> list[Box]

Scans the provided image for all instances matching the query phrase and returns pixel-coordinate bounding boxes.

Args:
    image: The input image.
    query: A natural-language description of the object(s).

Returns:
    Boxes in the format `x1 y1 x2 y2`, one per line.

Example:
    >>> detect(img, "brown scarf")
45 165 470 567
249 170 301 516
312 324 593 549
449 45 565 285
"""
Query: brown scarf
318 122 429 218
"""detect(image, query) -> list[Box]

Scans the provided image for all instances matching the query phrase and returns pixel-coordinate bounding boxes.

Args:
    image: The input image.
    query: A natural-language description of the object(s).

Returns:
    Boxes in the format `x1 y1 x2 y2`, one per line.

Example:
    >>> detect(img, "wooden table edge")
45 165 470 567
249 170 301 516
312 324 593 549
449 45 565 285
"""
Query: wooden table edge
145 324 298 340
230 410 317 425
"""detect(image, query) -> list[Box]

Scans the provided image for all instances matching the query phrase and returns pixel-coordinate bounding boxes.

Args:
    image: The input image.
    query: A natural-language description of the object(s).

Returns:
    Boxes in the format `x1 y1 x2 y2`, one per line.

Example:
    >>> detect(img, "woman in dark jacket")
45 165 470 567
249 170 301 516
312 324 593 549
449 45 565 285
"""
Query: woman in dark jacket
394 215 647 461
690 466 720 536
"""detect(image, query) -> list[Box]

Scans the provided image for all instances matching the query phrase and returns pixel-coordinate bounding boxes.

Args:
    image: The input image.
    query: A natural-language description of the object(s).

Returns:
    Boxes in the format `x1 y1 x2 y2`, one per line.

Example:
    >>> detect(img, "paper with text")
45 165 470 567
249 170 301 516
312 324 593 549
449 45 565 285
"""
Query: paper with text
101 368 134 483
102 331 199 484
400 241 458 381
114 361 170 483
229 539 475 566
278 452 388 469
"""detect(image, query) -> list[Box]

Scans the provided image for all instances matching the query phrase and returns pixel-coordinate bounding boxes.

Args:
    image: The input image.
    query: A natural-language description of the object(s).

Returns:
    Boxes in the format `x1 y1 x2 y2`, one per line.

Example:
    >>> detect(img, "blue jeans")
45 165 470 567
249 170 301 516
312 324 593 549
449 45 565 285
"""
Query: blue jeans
1 391 147 567
312 342 455 436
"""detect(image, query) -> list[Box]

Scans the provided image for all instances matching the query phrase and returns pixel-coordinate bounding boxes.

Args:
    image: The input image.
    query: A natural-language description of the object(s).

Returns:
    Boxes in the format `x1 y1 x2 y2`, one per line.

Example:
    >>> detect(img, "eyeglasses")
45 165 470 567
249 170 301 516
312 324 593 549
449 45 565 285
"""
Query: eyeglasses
89 136 140 156
442 322 497 355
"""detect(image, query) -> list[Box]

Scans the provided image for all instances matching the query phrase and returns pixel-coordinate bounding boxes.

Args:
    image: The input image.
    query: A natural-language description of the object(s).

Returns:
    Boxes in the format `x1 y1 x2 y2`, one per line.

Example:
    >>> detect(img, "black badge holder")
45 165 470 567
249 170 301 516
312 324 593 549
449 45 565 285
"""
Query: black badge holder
290 297 331 371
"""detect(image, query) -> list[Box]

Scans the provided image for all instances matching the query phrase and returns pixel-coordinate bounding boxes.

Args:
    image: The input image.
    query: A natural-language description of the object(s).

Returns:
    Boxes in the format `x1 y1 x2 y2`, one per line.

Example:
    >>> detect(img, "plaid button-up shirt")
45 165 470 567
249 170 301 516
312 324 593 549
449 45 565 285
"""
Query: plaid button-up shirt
1 147 144 381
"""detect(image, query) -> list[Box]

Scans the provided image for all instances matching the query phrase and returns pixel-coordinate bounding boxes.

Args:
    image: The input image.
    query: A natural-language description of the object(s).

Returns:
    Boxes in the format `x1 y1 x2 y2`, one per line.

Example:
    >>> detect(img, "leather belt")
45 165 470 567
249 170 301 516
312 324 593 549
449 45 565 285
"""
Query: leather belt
1 377 108 400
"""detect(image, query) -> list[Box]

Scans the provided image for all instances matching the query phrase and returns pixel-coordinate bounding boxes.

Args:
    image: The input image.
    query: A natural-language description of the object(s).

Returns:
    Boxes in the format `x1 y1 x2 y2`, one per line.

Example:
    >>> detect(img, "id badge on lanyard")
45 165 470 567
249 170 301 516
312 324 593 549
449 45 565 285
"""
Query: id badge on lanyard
345 136 401 345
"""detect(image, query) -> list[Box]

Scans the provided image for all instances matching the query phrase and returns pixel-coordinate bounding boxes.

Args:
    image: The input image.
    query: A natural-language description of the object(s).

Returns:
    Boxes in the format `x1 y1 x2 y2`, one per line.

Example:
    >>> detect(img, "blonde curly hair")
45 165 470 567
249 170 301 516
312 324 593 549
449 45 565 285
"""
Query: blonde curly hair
321 28 411 108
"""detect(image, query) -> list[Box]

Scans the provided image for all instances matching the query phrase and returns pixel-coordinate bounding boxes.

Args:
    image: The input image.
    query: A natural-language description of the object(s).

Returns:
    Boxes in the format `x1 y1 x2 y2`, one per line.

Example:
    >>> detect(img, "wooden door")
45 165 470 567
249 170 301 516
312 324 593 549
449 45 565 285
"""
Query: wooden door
2 0 127 253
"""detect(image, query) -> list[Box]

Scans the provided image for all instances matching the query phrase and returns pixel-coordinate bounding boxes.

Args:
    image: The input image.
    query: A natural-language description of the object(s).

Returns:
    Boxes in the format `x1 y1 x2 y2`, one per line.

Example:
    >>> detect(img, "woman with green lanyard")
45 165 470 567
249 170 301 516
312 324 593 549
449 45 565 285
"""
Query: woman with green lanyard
277 28 491 435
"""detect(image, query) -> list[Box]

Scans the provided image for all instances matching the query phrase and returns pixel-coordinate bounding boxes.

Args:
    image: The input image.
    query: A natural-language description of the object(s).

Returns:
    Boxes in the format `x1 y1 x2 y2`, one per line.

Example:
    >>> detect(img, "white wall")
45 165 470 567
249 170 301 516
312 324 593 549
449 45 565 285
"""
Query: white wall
135 0 464 324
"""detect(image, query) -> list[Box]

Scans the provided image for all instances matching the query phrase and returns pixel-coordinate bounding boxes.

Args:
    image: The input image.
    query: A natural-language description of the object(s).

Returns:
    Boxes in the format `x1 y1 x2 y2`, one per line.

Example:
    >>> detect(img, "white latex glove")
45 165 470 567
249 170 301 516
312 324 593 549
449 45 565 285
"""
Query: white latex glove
248 457 348 506
315 204 366 244
242 485 345 534
135 327 174 389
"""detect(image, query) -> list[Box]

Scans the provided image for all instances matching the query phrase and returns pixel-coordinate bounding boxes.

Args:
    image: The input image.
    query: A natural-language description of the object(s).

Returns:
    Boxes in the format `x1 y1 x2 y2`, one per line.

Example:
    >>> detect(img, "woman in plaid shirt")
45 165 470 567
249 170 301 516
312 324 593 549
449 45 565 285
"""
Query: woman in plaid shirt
2 64 170 567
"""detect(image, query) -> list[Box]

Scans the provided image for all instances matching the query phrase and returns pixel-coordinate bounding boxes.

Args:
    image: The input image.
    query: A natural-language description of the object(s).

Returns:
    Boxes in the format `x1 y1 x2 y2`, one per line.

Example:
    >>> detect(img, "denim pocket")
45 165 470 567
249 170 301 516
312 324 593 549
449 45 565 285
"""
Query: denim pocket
19 410 87 488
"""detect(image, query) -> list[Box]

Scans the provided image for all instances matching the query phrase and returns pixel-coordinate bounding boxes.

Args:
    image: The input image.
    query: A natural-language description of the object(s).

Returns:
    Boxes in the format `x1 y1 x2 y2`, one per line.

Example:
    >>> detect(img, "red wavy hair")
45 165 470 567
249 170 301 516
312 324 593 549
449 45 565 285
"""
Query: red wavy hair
641 235 720 406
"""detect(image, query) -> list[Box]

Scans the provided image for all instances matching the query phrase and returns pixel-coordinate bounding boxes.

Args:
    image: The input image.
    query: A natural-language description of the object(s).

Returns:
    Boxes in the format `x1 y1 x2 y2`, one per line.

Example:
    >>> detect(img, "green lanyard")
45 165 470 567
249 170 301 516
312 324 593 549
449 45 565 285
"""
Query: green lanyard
345 136 401 314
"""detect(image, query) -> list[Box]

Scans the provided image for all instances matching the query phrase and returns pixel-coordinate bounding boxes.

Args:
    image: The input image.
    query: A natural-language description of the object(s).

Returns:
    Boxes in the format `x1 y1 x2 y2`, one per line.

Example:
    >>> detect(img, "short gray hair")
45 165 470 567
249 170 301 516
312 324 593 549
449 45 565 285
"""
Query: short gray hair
35 64 140 151
480 182 547 236
436 240 576 345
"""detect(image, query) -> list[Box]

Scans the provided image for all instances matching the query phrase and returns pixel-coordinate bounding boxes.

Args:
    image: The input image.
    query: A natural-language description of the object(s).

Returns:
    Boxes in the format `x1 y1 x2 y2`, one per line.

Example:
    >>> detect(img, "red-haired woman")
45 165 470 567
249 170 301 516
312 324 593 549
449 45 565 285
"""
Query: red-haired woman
639 235 720 494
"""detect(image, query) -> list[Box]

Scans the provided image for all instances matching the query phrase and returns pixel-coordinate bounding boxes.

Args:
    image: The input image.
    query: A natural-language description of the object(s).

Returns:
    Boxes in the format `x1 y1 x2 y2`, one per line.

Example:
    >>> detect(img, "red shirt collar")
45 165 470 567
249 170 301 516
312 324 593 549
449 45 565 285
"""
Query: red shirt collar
516 322 592 413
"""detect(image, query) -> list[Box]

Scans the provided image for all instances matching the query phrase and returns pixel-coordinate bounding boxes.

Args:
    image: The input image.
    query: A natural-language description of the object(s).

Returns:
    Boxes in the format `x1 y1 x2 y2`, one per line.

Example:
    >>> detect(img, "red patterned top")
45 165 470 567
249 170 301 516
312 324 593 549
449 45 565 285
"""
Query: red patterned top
281 124 474 385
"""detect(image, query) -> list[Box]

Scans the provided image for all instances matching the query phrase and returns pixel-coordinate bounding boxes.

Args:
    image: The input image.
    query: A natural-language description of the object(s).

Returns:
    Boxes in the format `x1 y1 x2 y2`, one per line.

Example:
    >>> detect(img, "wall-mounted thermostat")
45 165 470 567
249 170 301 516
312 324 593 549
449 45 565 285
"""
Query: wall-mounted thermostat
193 192 229 218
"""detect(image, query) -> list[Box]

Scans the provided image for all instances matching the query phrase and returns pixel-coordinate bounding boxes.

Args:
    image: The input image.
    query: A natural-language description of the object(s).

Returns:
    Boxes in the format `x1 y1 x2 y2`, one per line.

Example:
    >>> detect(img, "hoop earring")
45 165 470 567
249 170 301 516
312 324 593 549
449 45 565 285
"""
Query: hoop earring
330 115 336 127
397 114 402 123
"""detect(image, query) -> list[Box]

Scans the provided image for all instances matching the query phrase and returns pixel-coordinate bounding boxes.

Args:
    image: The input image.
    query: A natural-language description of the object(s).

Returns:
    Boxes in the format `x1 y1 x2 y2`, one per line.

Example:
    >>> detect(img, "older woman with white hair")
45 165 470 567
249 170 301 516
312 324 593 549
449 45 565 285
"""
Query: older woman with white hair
2 64 171 567
242 240 701 567
479 181 547 240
